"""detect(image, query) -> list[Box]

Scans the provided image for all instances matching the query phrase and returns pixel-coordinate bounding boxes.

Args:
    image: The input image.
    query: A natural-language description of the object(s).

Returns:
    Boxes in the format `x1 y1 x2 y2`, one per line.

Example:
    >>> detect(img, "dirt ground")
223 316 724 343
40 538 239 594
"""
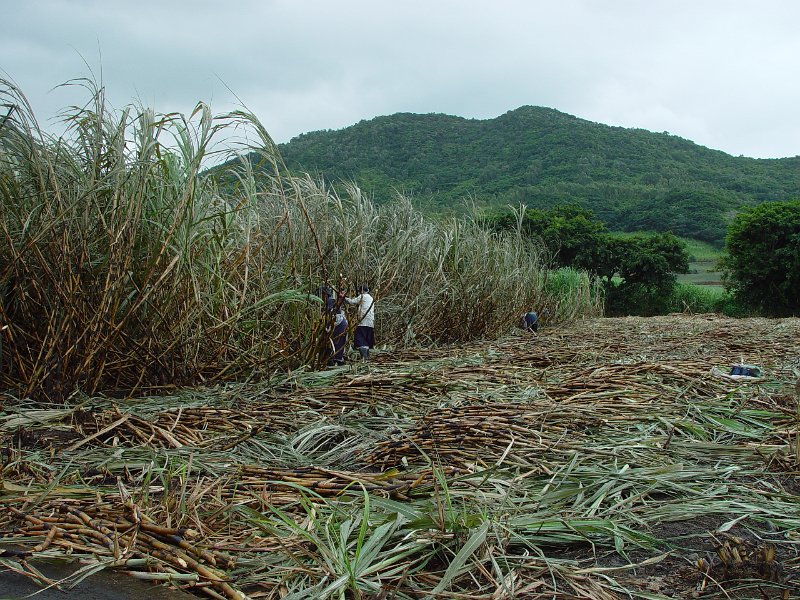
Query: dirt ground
0 560 192 599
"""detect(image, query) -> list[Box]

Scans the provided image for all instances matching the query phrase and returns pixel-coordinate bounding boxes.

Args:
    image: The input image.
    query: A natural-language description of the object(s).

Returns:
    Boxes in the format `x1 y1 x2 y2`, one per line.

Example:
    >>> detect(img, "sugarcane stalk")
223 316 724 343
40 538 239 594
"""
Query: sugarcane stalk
123 570 199 582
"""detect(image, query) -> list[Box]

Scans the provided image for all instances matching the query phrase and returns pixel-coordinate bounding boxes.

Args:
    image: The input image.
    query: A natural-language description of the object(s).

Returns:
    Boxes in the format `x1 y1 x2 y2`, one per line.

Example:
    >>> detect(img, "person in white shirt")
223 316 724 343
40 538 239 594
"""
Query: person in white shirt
345 285 375 360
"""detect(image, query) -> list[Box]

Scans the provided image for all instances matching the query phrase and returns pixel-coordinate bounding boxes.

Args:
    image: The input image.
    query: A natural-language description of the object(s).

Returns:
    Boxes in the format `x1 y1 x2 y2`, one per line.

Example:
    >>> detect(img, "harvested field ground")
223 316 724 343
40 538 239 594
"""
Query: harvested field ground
2 315 799 599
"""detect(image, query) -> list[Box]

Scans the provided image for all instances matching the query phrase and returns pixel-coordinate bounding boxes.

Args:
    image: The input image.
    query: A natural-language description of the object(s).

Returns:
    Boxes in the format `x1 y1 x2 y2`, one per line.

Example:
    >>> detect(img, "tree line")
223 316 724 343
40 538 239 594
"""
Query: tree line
487 202 800 317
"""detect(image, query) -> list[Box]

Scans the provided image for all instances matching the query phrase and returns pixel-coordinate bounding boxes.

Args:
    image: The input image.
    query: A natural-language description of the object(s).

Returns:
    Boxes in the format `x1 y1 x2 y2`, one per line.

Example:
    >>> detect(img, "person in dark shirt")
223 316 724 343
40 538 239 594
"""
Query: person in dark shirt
519 308 548 333
520 310 539 332
318 286 348 365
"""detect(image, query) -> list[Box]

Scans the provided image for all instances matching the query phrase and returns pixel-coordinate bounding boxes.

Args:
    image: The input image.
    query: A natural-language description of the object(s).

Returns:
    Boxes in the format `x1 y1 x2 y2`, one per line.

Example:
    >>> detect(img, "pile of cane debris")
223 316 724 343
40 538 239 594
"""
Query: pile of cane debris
2 315 799 599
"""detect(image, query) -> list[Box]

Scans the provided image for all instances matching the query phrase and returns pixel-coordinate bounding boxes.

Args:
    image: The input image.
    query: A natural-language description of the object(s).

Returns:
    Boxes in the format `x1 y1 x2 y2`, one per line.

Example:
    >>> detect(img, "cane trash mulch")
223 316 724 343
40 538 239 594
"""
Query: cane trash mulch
2 315 799 599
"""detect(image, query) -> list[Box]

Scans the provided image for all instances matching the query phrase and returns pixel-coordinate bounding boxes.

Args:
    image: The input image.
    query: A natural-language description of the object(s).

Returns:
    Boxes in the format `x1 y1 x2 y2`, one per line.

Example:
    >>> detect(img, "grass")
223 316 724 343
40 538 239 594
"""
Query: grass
679 238 724 262
676 237 725 292
668 282 725 313
678 263 722 289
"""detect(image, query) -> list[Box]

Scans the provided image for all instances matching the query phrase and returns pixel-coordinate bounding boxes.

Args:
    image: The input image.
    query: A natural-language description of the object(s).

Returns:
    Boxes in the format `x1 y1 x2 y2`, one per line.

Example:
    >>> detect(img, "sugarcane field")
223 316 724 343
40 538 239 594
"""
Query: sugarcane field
2 79 800 600
2 315 799 599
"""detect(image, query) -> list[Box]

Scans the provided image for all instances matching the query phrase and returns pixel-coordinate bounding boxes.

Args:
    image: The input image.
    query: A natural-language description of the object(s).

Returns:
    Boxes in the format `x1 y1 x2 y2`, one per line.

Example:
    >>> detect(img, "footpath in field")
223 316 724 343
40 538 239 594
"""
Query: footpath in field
1 315 799 599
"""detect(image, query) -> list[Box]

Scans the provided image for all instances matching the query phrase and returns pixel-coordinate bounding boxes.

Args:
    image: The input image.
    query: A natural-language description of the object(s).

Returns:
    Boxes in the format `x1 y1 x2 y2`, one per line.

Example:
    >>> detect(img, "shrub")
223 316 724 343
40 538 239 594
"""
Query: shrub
721 200 800 316
600 233 690 316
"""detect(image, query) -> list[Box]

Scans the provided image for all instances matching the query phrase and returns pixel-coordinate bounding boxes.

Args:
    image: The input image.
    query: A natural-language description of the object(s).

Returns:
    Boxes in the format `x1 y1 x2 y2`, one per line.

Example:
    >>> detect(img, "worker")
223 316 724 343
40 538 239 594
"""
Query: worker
520 310 539 332
318 286 348 366
520 308 549 333
346 284 375 360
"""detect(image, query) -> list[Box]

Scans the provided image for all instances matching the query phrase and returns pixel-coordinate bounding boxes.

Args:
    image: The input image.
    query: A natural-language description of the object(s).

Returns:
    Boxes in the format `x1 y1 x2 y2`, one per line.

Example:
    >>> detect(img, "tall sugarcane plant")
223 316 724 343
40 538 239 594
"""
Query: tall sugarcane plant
0 79 600 400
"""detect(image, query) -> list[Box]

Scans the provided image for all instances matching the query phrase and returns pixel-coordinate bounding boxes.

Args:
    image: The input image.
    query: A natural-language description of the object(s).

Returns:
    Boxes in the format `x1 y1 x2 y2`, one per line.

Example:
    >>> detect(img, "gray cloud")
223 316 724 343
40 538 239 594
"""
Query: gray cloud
3 0 799 157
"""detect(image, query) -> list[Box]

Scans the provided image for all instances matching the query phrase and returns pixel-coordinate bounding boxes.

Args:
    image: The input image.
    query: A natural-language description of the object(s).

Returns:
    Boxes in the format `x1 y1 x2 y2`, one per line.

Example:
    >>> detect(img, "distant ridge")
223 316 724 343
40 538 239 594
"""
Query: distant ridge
275 106 800 245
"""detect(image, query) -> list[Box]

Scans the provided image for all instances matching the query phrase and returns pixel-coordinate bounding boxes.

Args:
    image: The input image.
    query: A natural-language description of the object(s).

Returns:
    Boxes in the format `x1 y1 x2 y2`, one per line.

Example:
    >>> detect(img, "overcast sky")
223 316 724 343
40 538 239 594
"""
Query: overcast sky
3 0 799 158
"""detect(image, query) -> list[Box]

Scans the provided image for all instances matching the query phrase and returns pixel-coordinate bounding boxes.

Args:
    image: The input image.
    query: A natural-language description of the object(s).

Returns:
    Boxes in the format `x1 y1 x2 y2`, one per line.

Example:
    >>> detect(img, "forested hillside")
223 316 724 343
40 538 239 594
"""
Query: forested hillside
275 107 800 245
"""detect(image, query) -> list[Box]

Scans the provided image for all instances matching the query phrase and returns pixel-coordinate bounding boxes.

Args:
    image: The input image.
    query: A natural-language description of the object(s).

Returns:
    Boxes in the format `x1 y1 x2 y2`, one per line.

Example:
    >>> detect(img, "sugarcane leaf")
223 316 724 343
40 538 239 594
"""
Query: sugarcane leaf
431 519 489 594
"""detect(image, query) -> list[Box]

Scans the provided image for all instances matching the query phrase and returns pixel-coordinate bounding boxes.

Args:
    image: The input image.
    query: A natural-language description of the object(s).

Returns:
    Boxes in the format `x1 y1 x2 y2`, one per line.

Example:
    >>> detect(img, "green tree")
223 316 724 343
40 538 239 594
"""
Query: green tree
489 206 690 315
599 233 690 316
487 204 607 270
722 200 800 315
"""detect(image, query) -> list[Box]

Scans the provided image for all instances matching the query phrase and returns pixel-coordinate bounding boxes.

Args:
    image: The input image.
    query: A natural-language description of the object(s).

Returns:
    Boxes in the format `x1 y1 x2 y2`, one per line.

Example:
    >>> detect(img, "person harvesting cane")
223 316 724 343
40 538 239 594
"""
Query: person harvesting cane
346 284 375 361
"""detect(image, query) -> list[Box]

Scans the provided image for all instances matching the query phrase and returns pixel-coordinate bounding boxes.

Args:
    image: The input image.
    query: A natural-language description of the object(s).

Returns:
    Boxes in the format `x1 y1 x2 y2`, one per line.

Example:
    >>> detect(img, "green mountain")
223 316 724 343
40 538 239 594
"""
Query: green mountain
275 107 800 245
